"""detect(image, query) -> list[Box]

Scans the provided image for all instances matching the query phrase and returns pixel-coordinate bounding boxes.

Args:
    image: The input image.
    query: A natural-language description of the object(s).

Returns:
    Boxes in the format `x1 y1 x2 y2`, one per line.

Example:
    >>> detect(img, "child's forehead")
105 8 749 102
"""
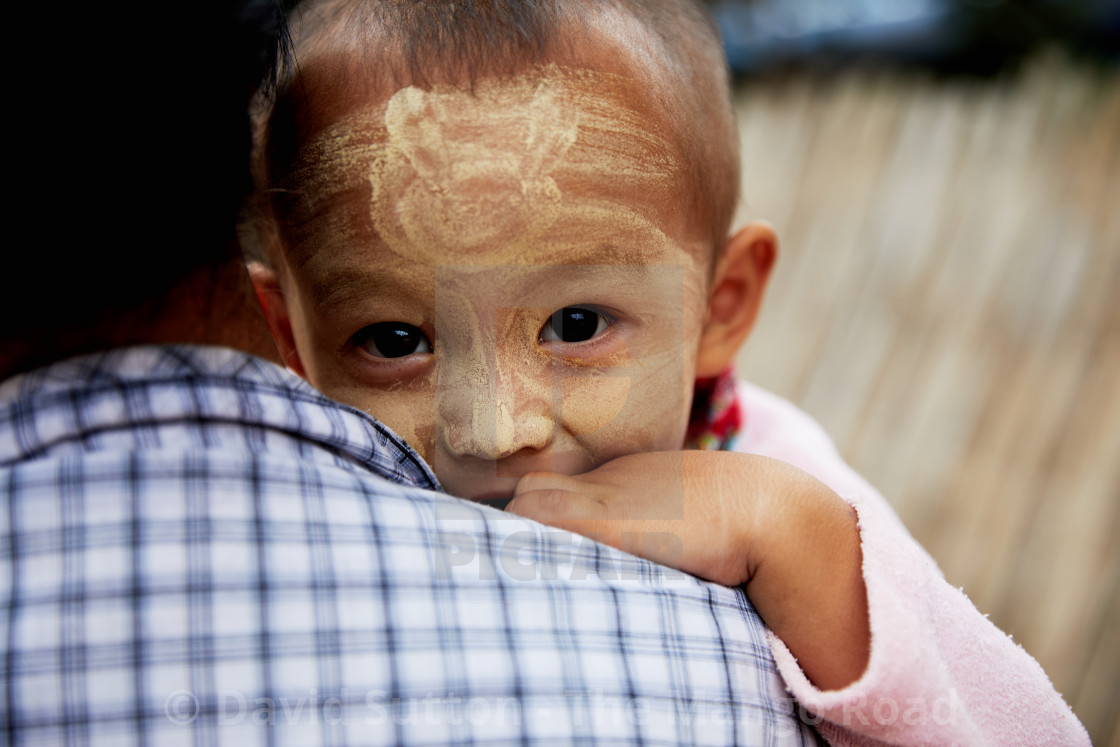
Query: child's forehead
285 63 713 272
293 7 693 149
307 63 680 164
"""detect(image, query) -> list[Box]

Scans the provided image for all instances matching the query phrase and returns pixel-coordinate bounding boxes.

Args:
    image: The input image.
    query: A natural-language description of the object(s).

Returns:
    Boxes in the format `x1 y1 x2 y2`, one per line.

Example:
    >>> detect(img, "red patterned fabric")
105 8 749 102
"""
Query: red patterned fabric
685 366 743 451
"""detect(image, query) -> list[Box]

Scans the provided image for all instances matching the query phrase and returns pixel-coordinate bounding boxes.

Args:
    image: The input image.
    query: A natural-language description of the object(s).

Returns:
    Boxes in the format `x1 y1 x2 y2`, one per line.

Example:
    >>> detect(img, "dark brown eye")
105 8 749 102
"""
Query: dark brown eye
540 307 610 343
354 322 432 358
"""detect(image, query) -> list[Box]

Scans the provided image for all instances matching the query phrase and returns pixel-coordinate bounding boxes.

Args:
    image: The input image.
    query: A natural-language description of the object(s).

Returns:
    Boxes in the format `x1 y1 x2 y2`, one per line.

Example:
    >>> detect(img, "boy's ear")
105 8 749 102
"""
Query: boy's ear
247 262 308 379
696 221 778 378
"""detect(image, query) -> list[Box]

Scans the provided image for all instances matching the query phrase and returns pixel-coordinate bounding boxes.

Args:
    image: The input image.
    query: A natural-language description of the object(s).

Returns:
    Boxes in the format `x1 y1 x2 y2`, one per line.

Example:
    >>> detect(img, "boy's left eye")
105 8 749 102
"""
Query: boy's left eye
539 307 611 344
353 322 432 358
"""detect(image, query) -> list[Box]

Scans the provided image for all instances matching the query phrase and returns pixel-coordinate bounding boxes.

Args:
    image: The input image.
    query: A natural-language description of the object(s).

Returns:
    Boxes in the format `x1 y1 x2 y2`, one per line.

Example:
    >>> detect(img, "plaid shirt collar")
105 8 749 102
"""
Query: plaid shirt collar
0 344 440 490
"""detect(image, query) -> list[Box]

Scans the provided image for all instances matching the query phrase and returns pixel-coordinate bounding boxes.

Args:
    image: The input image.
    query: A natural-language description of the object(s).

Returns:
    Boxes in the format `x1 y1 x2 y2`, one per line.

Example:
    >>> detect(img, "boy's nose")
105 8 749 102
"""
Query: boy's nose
437 366 555 461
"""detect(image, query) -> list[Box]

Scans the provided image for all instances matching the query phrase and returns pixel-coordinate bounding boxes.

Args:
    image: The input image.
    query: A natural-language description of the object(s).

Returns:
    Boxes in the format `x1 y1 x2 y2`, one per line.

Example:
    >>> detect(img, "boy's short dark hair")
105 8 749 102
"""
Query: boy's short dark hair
265 0 739 255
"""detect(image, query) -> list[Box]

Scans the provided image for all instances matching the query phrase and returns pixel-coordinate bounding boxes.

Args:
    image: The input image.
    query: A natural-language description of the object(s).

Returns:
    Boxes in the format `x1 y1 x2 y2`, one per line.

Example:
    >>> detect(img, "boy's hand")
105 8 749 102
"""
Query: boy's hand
507 451 870 691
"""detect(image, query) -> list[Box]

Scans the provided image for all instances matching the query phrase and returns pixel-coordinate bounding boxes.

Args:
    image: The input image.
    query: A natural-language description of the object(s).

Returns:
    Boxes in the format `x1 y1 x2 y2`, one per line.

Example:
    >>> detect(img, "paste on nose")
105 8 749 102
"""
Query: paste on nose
476 375 554 458
439 373 553 460
489 399 550 459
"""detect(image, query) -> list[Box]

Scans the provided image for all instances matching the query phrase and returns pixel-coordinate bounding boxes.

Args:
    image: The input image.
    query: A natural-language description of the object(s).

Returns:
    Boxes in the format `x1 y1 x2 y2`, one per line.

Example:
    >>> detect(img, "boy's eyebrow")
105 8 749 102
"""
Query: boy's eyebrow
542 234 695 268
308 266 406 310
548 243 660 267
310 244 684 301
304 232 694 312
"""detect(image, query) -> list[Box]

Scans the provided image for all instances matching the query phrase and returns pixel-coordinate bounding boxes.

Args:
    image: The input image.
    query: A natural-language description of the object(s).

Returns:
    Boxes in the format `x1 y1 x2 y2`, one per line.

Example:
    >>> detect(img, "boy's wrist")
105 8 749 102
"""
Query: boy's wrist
740 460 870 690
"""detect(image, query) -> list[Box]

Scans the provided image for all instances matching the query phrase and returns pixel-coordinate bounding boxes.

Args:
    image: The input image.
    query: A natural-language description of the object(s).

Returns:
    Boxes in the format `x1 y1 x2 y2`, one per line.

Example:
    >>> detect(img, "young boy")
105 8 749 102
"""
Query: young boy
250 0 1088 742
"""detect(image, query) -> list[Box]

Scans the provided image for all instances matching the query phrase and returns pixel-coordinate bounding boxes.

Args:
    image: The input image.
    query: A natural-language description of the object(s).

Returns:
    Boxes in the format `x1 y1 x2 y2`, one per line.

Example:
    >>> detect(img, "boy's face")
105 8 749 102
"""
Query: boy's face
270 65 716 502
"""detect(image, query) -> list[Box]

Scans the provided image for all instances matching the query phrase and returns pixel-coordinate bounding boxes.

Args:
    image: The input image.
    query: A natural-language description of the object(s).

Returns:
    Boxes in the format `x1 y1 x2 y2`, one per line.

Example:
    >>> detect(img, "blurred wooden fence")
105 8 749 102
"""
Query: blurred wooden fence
731 53 1120 744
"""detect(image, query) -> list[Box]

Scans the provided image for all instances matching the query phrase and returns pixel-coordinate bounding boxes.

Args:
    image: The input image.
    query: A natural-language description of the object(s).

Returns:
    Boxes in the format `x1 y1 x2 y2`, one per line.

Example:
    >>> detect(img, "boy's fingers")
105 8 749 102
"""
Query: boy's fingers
506 491 627 550
513 471 579 497
509 472 620 534
510 474 673 558
507 481 603 522
505 487 580 521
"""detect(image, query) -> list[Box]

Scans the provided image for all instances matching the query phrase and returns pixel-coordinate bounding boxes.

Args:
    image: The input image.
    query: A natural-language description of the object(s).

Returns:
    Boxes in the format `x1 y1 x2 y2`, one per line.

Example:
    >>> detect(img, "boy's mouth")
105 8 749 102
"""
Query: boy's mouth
473 494 514 511
440 448 593 511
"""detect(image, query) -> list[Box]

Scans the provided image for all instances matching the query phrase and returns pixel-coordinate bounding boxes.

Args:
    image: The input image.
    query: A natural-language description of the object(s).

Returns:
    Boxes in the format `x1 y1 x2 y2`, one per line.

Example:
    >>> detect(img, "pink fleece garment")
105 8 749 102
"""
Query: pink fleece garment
731 380 1089 746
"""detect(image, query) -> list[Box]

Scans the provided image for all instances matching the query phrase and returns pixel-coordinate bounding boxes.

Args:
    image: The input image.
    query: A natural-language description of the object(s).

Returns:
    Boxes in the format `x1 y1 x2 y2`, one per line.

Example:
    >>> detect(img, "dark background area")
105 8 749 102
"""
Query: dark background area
706 0 1119 76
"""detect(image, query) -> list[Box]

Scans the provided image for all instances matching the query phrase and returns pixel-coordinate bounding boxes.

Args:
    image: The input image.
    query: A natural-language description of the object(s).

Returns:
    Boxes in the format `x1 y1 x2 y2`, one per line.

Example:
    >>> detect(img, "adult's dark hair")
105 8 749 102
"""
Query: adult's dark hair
2 1 288 371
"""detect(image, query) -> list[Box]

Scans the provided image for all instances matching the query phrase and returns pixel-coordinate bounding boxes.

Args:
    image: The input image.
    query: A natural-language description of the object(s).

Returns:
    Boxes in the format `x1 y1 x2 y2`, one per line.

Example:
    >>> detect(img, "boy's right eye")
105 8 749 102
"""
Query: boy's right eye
353 322 432 358
540 306 612 344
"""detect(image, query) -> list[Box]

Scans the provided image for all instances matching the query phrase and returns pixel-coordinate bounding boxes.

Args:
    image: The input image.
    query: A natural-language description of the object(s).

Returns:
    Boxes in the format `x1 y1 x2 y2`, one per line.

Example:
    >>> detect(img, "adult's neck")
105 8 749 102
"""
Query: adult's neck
0 260 281 381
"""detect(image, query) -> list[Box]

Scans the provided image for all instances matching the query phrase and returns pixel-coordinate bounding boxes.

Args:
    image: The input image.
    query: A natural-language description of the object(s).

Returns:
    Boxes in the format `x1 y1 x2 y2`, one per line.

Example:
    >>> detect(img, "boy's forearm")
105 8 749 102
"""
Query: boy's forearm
742 461 870 691
510 452 871 689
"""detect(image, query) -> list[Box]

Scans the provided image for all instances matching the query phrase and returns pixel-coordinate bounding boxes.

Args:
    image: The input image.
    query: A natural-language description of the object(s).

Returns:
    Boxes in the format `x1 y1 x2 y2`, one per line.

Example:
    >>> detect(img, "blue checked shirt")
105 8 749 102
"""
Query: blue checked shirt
0 345 822 745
